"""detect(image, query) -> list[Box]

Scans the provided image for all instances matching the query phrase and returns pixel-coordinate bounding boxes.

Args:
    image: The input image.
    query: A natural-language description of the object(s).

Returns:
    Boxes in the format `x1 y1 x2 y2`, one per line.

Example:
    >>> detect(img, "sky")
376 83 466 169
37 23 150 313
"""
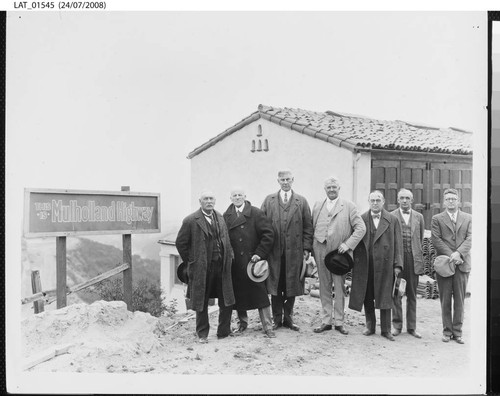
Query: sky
6 10 488 394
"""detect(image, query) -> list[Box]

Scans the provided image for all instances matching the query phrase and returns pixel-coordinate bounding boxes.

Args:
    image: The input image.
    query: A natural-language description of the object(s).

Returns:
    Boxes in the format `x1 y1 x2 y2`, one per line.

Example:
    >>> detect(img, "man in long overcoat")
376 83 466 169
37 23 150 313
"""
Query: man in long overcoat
175 190 235 343
391 188 425 338
349 190 403 341
223 188 275 338
431 188 472 344
261 169 313 331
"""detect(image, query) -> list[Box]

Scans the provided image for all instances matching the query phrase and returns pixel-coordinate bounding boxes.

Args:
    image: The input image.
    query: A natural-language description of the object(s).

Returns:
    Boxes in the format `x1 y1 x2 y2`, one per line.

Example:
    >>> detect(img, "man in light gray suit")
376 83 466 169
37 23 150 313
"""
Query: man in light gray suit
431 188 472 344
312 176 366 335
391 188 425 338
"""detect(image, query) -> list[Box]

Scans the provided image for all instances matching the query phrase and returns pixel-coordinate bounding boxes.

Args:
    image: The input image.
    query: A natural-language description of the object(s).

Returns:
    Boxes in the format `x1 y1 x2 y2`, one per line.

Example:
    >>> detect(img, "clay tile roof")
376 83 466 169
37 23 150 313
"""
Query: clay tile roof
187 104 473 159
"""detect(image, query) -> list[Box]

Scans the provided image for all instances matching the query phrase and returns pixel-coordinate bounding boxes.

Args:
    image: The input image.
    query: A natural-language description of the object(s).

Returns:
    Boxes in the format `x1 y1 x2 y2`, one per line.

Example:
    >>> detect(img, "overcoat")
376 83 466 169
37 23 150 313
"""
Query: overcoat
223 201 275 310
261 190 313 297
431 210 472 273
390 208 425 275
175 208 235 312
349 209 403 311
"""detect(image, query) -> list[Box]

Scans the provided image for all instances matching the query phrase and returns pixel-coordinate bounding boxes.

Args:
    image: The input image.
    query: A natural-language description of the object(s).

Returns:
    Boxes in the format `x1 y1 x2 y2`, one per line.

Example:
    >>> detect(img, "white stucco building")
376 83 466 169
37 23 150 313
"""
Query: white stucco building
159 104 473 310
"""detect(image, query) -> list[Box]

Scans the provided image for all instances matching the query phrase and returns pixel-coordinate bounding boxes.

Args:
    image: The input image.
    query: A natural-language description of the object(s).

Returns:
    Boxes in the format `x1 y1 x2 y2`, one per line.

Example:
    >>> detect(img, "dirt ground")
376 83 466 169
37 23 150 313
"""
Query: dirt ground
22 292 472 383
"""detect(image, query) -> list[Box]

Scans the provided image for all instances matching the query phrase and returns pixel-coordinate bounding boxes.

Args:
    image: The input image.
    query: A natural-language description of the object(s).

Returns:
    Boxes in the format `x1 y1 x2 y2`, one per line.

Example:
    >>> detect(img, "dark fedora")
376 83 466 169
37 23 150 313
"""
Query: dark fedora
324 249 354 275
177 262 189 284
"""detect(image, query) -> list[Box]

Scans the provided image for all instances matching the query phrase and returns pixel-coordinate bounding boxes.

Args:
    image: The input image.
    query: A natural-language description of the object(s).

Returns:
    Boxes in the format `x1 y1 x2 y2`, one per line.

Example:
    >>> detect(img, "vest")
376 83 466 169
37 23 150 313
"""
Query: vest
314 201 334 243
205 215 223 263
278 193 292 254
401 219 412 253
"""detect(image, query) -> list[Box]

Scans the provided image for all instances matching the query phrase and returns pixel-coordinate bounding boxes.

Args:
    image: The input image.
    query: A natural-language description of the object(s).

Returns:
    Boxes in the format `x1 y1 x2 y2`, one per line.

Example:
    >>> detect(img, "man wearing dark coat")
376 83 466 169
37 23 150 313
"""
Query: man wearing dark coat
391 188 425 339
223 188 276 338
349 190 403 341
261 169 313 331
431 188 472 344
175 190 235 344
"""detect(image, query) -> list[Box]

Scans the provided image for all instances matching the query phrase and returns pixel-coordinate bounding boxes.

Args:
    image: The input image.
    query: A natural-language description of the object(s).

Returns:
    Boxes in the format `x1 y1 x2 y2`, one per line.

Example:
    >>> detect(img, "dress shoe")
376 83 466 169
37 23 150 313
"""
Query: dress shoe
453 335 464 344
363 329 375 336
283 321 300 331
442 335 451 343
334 325 349 335
232 324 247 334
198 337 208 344
381 332 395 341
408 330 422 339
313 324 332 333
272 322 282 331
392 328 402 336
264 329 276 338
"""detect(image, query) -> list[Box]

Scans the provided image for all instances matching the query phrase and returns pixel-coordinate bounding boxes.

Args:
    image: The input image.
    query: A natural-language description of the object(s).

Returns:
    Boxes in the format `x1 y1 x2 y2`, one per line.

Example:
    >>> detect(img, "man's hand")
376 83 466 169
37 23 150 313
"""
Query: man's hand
394 267 402 277
338 243 349 254
251 254 261 263
450 251 462 265
303 250 311 260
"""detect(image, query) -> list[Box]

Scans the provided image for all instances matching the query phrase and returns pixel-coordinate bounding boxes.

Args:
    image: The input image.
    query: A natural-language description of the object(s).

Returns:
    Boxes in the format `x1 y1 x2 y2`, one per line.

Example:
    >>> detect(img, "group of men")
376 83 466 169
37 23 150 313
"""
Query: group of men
175 169 472 345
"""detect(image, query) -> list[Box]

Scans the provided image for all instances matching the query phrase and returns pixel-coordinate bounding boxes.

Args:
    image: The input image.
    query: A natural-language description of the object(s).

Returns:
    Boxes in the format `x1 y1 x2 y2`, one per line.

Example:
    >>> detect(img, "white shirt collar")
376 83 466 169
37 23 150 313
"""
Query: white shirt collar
400 207 411 215
236 202 245 212
280 190 291 201
447 210 458 220
201 209 213 218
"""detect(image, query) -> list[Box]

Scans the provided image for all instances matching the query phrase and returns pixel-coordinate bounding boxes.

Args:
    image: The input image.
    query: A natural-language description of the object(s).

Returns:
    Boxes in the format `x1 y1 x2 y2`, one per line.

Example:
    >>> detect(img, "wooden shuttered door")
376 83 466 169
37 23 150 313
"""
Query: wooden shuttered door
371 153 472 227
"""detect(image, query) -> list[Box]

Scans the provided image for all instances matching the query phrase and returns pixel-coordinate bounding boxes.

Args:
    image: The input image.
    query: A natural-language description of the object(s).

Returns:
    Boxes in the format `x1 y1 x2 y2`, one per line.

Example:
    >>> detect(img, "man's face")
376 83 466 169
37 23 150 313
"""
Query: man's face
230 190 246 207
199 192 216 213
443 193 459 212
398 192 413 210
369 192 385 213
278 173 294 192
324 181 340 201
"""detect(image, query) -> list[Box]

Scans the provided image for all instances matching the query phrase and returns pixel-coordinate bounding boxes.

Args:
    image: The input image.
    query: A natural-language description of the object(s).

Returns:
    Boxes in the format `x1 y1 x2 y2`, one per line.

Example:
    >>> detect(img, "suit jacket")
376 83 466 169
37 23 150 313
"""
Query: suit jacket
391 208 425 275
349 209 403 311
175 208 235 311
431 210 472 273
223 201 274 310
261 190 313 297
312 197 366 258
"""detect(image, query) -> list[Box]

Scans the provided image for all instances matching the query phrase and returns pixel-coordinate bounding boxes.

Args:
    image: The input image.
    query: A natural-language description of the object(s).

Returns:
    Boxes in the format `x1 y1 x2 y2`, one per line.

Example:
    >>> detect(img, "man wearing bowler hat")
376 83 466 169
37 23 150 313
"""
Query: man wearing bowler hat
431 188 472 344
175 190 235 344
312 176 366 335
391 188 425 339
223 188 276 338
349 190 403 341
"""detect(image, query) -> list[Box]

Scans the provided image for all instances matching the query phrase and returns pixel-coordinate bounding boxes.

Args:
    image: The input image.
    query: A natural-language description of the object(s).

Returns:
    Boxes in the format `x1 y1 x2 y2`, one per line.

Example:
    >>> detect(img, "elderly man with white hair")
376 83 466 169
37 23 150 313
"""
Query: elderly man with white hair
311 176 366 335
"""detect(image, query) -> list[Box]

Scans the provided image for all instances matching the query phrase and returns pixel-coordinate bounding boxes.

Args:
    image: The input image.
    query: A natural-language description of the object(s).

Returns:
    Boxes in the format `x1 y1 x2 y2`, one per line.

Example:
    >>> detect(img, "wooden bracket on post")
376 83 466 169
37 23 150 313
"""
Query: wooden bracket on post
121 186 133 311
56 236 67 309
31 270 44 313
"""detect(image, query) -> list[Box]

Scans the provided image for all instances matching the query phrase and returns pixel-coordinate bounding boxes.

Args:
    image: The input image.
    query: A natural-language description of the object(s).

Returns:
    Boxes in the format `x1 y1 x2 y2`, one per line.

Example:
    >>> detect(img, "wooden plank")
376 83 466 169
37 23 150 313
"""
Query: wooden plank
31 270 44 313
56 236 67 309
122 186 133 311
44 263 130 305
23 343 73 370
21 288 57 305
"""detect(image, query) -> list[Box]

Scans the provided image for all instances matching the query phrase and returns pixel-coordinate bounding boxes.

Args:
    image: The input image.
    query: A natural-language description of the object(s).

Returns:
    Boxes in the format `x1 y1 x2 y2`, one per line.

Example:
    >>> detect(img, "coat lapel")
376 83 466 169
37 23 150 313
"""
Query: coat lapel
455 210 464 232
362 211 370 246
195 209 210 236
374 210 390 243
285 192 299 229
313 199 326 228
409 209 418 235
227 203 248 229
442 212 455 232
330 199 344 221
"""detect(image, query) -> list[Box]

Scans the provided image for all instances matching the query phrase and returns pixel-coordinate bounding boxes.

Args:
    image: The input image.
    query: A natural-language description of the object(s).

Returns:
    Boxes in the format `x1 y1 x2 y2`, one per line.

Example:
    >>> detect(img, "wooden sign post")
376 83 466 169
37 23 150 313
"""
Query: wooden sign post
121 186 133 310
23 187 161 311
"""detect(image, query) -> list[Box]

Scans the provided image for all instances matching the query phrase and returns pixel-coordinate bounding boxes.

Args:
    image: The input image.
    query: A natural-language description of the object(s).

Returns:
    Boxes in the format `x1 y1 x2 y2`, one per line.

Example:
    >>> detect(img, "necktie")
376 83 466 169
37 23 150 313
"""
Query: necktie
204 213 212 224
236 209 240 217
372 213 380 219
284 192 288 203
402 210 410 215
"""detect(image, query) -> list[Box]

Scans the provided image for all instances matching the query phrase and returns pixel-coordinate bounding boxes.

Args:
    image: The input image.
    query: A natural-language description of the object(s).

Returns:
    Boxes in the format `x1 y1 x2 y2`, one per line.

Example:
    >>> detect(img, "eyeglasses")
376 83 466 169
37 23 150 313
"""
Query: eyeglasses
445 198 458 202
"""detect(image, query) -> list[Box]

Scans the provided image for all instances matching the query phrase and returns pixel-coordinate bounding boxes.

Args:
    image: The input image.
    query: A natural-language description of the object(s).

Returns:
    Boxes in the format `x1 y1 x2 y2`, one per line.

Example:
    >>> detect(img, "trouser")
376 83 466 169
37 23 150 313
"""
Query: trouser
195 258 233 338
363 255 391 333
313 240 346 326
237 306 273 332
271 254 295 325
436 270 469 337
392 251 419 331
